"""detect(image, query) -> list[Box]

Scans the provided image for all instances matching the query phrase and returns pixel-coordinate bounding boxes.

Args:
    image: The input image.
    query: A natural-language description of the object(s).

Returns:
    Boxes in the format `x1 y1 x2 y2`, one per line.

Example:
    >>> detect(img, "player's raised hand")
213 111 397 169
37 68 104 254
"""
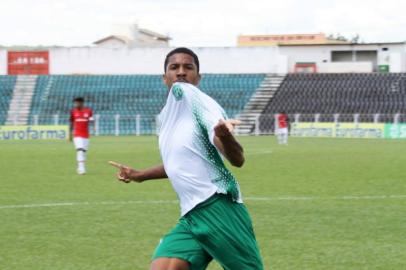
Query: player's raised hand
214 119 241 138
109 161 143 183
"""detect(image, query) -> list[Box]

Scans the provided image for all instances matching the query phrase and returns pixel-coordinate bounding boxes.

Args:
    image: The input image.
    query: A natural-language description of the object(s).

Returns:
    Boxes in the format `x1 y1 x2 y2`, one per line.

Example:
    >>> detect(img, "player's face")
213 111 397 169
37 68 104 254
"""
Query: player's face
163 53 201 89
74 101 84 109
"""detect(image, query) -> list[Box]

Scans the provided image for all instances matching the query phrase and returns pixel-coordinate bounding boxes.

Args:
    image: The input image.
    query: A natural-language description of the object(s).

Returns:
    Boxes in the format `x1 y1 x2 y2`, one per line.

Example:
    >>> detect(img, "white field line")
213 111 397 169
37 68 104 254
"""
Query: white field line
245 195 406 201
0 200 178 210
1 195 406 210
245 150 273 156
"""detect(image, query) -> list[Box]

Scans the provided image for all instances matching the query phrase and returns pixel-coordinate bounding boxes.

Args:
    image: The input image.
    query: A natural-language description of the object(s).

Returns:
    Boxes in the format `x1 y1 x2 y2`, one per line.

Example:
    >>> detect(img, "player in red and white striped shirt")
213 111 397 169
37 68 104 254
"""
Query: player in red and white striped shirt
276 112 290 145
69 97 93 175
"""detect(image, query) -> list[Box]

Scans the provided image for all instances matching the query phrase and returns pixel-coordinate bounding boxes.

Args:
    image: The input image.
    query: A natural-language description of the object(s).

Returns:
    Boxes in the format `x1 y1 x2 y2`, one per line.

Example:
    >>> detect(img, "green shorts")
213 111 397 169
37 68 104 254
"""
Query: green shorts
152 194 264 270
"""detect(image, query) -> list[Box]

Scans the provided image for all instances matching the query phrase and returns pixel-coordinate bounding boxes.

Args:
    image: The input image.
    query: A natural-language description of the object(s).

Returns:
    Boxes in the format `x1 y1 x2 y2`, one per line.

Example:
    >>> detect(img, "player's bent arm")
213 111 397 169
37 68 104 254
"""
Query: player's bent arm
109 161 167 183
214 135 245 168
131 164 168 182
213 119 245 167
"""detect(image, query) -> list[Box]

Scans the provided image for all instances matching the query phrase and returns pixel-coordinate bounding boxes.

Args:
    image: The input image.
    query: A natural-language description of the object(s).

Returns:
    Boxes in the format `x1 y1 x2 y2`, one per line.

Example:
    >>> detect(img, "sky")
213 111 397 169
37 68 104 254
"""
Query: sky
0 0 405 47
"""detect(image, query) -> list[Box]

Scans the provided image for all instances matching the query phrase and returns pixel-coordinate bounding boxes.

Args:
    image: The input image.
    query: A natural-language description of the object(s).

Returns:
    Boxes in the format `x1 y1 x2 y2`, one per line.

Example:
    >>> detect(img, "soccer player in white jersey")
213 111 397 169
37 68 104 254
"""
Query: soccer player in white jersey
110 48 264 270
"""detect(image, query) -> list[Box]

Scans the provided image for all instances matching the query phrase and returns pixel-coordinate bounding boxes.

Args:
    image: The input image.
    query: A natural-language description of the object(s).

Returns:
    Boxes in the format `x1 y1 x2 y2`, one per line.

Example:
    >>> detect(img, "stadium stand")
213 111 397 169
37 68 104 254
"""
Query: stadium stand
0 76 17 125
29 75 167 134
28 74 265 134
260 73 406 133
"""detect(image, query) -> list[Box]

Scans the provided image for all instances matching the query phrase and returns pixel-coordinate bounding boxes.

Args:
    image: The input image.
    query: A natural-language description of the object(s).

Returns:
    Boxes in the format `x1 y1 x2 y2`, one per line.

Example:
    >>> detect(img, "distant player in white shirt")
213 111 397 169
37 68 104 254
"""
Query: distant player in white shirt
110 48 263 270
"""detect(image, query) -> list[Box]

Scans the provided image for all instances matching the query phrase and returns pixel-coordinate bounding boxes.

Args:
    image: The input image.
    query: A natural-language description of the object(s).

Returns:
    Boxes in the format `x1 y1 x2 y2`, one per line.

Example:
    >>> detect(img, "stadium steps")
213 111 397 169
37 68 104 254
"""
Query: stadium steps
5 75 37 125
236 74 285 134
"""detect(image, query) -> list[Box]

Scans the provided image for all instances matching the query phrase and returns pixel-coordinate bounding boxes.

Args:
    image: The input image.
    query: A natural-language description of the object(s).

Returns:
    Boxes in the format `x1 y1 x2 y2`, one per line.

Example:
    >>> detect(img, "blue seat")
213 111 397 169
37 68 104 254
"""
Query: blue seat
0 76 17 124
29 74 266 134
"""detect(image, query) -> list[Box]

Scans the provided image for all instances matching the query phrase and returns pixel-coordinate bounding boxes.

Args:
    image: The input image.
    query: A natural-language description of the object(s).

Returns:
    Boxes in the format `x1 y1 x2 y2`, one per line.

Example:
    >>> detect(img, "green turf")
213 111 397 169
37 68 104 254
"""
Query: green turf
0 136 405 270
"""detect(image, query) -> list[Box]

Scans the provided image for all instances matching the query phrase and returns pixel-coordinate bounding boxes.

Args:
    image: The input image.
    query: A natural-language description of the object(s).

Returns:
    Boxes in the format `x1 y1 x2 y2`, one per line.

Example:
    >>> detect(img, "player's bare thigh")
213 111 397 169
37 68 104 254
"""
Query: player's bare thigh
151 257 190 270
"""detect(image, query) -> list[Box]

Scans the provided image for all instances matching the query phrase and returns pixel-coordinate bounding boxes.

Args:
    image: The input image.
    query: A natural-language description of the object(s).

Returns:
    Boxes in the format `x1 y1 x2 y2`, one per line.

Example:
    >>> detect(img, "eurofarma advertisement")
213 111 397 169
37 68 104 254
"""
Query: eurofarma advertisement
0 126 68 140
290 122 406 139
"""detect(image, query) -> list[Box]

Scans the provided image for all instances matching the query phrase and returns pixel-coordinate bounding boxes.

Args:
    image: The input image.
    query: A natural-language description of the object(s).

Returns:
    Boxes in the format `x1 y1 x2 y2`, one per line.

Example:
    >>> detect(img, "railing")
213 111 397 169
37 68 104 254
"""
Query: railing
5 114 159 136
256 113 406 138
3 113 406 137
257 113 406 134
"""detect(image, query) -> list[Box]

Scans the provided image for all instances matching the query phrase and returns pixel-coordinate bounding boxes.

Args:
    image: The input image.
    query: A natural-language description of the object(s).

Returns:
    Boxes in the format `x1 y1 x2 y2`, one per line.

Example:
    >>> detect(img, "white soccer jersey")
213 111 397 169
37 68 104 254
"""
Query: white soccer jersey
158 82 242 216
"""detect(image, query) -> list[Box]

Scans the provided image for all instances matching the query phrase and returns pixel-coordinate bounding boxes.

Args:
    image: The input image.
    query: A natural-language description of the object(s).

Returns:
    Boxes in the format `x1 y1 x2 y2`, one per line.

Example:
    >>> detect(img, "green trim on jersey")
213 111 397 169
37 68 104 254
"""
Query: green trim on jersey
190 91 241 202
172 85 184 101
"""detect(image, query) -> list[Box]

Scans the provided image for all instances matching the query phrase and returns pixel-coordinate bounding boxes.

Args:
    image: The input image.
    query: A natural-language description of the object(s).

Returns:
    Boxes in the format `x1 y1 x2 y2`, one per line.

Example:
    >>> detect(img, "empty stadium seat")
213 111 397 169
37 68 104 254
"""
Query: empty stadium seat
259 73 406 133
0 76 17 125
29 74 265 134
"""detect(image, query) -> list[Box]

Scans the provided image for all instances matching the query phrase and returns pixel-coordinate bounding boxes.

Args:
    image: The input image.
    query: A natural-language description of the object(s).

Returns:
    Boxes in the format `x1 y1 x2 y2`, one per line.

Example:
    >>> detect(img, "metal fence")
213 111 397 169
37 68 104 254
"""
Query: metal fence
257 113 406 135
4 113 406 136
7 114 159 136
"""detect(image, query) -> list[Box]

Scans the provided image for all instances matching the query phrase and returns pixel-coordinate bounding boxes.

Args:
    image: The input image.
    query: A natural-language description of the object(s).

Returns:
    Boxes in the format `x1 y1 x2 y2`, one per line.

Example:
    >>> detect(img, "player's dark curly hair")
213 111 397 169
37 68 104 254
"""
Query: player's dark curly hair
164 47 200 73
73 97 84 102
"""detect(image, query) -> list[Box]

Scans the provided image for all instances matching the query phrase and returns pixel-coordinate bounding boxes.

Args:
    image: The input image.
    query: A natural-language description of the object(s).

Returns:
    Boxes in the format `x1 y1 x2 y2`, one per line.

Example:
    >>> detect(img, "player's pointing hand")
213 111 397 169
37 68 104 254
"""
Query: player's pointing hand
214 119 241 138
109 161 143 183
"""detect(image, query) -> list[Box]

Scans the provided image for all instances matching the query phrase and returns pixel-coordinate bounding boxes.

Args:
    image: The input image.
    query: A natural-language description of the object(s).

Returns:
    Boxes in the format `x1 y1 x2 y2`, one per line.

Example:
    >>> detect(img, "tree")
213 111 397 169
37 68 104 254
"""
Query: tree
327 33 362 43
350 34 361 43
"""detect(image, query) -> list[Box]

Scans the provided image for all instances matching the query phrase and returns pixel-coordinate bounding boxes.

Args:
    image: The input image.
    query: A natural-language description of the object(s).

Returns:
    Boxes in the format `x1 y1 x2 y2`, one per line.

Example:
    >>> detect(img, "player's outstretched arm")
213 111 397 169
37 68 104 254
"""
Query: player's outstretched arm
109 161 167 183
213 119 245 168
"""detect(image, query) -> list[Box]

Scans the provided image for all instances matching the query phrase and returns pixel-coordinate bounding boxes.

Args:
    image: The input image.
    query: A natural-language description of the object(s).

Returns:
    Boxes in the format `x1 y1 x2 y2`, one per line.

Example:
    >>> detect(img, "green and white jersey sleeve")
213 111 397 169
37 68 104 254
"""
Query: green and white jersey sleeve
158 82 242 216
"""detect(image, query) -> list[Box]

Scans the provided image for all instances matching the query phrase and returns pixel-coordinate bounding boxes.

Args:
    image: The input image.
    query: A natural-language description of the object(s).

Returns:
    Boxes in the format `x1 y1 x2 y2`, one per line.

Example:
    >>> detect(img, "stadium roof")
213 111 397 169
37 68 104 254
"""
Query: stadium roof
93 35 132 45
138 28 171 41
93 28 170 45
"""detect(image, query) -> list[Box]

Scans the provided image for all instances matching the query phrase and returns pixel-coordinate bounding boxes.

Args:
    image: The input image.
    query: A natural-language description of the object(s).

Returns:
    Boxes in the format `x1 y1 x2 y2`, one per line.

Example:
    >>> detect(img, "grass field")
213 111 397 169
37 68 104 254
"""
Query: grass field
1 136 405 270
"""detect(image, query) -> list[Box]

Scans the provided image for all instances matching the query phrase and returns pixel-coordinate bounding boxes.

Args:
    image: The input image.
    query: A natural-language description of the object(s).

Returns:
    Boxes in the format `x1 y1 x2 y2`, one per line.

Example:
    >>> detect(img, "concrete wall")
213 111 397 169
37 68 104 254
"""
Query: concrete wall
389 53 402 72
1 44 405 75
279 43 406 73
0 50 7 75
49 46 285 74
318 62 373 73
279 46 330 72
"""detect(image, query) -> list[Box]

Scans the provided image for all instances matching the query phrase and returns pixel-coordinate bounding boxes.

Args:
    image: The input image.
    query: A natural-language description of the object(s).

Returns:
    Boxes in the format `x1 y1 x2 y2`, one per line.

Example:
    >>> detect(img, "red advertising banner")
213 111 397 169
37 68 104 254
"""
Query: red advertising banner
8 51 49 75
294 62 317 73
